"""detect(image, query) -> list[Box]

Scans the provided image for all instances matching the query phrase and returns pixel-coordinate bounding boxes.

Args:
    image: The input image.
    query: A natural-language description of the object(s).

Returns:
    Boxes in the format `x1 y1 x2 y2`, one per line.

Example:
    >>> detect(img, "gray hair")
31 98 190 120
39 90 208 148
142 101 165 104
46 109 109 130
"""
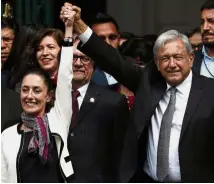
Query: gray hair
153 30 193 56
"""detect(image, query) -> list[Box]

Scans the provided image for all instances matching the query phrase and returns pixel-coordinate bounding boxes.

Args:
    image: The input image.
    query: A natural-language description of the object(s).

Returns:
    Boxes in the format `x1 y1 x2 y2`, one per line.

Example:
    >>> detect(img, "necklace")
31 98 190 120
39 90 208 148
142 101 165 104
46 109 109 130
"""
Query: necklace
203 58 214 78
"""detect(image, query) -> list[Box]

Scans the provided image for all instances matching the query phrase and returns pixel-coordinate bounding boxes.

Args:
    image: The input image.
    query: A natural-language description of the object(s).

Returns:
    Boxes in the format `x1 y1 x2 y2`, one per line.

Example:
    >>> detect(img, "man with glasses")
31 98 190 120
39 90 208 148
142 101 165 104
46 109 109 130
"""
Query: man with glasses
1 17 22 132
1 17 18 66
66 39 130 182
193 0 214 78
1 17 19 87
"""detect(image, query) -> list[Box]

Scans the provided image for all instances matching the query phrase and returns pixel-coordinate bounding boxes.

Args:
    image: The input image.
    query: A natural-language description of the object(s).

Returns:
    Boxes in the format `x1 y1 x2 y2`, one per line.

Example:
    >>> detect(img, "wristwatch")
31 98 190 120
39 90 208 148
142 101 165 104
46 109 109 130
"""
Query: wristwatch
61 37 73 46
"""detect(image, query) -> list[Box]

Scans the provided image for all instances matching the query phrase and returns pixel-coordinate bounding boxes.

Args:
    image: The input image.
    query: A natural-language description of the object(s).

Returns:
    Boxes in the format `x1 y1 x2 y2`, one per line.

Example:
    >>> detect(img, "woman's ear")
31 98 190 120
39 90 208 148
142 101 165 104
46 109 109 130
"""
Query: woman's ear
47 90 54 103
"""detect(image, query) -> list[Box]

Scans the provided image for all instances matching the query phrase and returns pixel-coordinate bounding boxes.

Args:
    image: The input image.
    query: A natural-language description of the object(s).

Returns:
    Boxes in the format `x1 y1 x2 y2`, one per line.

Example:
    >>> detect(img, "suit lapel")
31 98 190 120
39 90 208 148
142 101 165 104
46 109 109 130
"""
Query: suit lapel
180 74 203 141
72 83 100 130
150 64 167 117
135 70 166 137
151 80 167 112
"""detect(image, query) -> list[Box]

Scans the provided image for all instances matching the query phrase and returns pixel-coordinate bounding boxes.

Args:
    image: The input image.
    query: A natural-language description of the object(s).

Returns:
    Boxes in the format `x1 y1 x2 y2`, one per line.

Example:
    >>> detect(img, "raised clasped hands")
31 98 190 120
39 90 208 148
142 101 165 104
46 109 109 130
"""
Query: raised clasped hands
60 2 81 27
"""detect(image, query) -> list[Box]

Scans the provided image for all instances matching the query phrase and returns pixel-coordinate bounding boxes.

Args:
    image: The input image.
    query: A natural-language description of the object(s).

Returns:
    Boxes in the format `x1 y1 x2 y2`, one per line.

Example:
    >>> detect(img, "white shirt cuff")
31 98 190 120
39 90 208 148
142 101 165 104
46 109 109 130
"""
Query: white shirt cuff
78 27 93 45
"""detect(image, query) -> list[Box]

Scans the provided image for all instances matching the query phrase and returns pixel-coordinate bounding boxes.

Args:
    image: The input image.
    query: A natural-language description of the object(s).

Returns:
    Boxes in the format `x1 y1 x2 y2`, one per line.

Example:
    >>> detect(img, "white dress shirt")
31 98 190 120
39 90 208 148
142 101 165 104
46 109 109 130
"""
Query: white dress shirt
144 71 192 182
74 82 89 109
104 72 118 85
78 27 93 43
200 46 214 78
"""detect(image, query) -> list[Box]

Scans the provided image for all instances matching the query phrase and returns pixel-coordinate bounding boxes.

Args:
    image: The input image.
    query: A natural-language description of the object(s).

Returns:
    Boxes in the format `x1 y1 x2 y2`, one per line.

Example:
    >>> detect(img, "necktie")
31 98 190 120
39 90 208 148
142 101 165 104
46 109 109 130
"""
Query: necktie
157 87 177 182
71 90 80 128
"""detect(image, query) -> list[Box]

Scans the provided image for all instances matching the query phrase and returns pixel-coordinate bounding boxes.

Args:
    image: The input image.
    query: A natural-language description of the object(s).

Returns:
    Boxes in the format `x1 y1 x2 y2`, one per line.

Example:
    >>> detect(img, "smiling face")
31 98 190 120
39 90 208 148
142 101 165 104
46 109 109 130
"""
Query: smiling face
72 40 94 88
36 36 60 75
21 74 52 117
155 39 194 86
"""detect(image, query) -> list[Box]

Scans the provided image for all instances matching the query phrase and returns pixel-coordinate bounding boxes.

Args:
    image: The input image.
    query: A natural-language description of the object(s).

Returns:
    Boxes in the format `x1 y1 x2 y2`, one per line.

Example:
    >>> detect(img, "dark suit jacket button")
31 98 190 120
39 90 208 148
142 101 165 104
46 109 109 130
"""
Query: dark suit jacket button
70 132 75 136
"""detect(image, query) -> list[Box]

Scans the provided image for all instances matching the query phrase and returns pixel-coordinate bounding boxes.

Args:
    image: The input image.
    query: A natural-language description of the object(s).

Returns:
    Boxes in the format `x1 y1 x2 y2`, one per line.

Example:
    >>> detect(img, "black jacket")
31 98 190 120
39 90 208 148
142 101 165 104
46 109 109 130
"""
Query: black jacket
1 87 22 132
68 82 130 182
79 33 214 182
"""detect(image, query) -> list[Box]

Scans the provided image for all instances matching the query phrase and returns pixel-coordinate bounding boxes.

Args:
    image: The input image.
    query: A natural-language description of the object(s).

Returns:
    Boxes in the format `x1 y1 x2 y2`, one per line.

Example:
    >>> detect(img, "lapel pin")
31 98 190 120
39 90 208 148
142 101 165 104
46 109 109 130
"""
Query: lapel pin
90 97 95 103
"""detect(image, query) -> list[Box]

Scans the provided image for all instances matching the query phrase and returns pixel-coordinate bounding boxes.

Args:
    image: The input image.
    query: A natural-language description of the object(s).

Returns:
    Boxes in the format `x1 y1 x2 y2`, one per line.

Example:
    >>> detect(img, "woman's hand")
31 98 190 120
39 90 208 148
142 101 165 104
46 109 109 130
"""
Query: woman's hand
60 2 86 35
60 3 76 28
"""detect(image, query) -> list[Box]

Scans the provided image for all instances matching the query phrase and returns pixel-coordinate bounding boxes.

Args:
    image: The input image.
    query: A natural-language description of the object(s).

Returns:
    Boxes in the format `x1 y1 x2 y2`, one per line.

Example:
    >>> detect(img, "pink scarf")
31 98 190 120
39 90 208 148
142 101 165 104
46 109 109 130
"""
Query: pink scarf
21 112 51 164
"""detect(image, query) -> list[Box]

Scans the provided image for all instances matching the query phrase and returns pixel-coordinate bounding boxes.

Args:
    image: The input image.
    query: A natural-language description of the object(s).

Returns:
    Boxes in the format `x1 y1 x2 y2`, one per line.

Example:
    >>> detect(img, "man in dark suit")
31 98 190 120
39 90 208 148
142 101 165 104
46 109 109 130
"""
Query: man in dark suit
61 3 214 182
66 39 130 182
1 87 22 132
192 0 214 78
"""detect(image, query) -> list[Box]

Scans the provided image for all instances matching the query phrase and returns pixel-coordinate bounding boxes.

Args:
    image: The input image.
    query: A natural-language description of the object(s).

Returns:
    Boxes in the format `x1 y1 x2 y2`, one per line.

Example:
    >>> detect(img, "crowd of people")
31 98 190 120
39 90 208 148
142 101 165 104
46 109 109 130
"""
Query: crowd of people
1 0 214 182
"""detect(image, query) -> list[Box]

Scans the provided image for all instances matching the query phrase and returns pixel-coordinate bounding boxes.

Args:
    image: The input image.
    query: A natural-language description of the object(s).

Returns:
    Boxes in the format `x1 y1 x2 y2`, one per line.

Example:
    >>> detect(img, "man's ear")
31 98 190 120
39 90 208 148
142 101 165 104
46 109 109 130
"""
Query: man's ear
47 90 54 103
189 52 194 68
154 56 160 70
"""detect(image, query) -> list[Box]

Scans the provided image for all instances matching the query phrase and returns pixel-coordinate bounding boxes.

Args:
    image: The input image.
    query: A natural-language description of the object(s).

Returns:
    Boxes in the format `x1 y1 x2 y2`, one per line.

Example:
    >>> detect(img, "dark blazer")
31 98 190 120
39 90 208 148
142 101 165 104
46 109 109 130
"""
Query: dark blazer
1 87 22 132
1 70 10 88
78 33 214 182
192 49 203 75
68 82 130 182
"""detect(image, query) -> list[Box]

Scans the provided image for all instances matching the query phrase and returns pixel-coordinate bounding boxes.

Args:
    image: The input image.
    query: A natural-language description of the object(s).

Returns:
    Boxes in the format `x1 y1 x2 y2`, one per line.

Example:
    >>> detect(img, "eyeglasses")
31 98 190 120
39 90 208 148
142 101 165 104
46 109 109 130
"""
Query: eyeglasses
73 55 91 64
1 36 14 44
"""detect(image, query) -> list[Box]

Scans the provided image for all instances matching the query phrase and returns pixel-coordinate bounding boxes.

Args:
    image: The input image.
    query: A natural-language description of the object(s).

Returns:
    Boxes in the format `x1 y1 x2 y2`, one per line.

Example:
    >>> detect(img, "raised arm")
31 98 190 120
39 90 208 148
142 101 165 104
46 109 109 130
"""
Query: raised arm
63 4 143 93
48 6 75 129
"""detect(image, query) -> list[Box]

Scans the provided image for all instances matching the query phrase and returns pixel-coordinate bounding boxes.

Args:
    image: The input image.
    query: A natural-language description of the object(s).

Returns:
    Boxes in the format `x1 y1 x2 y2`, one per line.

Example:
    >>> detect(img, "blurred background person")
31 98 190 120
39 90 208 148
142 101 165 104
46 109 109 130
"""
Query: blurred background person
186 27 202 51
89 12 135 108
142 34 157 49
6 24 45 91
88 13 119 87
193 0 214 78
1 16 19 87
117 37 154 110
90 13 120 49
119 31 136 46
119 37 154 67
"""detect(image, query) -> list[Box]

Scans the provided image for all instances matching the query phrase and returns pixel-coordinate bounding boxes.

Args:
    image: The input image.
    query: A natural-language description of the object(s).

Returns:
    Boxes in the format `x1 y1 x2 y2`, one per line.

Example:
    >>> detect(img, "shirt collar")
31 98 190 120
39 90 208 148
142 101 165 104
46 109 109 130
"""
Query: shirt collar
74 82 90 97
202 45 214 60
166 70 192 95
